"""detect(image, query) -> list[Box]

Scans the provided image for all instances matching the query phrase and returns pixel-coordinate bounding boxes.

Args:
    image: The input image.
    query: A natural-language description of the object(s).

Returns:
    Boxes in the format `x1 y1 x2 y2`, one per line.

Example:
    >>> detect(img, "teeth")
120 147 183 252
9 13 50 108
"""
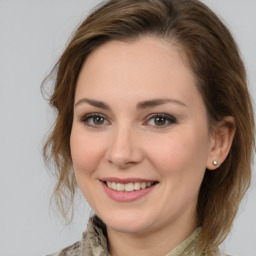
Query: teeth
112 182 117 190
116 183 125 192
141 182 146 189
125 183 134 192
106 181 154 192
134 182 140 190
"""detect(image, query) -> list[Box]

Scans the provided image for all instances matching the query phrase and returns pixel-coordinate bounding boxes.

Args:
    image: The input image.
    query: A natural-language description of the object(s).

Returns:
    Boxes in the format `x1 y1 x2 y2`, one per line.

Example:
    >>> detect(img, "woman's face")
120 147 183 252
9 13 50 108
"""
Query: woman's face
70 37 214 236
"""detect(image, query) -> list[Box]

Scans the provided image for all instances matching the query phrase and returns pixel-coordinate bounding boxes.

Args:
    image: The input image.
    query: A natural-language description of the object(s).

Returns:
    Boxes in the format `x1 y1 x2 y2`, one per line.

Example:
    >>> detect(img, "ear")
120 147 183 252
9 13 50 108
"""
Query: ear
206 116 236 170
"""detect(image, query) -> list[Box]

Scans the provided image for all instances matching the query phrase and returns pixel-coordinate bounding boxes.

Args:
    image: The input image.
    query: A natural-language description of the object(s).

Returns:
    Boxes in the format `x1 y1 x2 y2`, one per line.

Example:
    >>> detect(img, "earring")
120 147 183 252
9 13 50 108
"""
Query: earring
213 160 218 166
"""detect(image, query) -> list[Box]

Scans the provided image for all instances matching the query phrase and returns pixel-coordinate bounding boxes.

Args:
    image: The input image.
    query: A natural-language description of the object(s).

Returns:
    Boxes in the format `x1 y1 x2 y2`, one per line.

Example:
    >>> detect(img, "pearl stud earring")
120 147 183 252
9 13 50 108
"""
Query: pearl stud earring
213 160 218 166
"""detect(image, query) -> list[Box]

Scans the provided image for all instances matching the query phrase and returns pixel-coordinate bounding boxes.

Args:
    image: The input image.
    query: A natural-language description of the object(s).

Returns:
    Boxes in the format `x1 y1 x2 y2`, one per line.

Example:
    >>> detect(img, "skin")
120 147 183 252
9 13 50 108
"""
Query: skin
70 36 235 256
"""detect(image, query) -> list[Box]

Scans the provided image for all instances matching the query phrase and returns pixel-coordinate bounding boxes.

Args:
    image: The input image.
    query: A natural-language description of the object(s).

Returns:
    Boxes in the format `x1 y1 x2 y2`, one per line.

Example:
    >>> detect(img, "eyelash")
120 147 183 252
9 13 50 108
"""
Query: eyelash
80 113 109 127
145 113 177 128
79 113 177 129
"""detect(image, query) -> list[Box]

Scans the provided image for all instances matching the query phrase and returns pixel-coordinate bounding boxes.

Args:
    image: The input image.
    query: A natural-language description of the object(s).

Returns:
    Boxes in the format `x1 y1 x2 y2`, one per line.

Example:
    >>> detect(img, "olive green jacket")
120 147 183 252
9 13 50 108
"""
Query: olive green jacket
48 216 230 256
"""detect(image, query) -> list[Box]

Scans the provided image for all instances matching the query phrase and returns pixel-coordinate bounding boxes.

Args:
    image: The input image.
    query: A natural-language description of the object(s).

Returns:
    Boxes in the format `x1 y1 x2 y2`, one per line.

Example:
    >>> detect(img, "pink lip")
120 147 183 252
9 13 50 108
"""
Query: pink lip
100 179 158 202
101 177 157 184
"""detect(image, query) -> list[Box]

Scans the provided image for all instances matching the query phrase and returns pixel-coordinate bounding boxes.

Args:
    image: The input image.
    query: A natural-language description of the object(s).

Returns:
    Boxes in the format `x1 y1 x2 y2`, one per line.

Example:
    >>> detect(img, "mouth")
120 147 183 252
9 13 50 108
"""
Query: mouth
100 178 158 202
103 180 158 192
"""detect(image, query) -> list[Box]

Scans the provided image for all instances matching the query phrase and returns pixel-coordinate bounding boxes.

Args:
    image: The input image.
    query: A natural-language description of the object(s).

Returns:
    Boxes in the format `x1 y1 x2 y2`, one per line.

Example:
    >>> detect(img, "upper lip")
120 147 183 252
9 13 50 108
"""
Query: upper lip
100 177 158 184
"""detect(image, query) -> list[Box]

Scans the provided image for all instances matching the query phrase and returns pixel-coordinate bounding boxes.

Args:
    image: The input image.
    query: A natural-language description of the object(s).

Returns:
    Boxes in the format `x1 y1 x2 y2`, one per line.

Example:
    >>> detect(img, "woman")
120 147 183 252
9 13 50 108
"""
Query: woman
43 0 255 255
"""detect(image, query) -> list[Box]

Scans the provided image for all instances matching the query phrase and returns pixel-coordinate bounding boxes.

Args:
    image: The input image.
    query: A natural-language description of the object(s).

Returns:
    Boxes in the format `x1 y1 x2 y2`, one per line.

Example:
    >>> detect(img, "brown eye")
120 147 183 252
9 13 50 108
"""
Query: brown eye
154 116 167 126
146 113 177 128
80 113 109 127
93 116 105 125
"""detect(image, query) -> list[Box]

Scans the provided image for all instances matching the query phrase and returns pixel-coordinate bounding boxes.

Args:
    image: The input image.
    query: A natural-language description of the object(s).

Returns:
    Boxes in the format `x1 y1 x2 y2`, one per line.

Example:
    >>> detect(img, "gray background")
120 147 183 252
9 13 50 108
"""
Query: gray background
0 1 255 255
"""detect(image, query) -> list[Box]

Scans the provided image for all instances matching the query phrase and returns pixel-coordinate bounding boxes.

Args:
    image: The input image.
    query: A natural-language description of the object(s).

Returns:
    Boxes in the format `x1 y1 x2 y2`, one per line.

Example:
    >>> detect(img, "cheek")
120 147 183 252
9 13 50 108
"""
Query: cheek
70 127 105 177
146 129 209 177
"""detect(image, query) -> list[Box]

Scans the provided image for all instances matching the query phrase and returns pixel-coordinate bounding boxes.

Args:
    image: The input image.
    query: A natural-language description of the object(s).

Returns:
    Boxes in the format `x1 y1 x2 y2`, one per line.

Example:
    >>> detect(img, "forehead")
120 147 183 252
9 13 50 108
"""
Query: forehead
76 36 197 97
75 36 208 128
84 37 190 74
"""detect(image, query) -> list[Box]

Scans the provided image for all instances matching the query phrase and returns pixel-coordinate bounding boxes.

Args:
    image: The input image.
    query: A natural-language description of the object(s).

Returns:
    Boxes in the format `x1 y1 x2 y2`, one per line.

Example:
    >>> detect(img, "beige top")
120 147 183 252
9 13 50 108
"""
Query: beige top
48 216 230 256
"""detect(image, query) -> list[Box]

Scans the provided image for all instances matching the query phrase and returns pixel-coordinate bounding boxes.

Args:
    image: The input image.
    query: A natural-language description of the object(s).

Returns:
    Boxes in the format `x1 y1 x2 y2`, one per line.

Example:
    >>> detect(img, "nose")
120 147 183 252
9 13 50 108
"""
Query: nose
106 125 144 169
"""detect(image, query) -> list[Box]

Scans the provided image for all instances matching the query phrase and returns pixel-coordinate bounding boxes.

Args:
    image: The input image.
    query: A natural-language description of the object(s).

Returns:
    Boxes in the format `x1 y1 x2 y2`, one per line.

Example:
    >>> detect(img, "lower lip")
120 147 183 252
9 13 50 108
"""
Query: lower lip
101 182 157 202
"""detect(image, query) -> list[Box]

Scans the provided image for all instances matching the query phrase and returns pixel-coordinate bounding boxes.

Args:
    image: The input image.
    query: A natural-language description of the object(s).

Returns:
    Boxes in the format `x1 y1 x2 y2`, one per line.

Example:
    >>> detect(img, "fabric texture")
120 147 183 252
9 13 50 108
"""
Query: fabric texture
47 215 230 256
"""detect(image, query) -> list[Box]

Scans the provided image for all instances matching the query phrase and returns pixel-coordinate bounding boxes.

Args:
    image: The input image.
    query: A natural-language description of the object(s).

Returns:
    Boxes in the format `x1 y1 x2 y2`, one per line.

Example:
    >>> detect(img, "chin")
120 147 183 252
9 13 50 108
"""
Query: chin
107 221 152 234
98 210 156 234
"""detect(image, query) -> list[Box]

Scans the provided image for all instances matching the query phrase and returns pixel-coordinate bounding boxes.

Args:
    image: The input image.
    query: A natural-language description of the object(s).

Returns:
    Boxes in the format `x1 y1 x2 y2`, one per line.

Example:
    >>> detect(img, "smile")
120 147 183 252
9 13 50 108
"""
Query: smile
101 178 158 202
105 181 155 192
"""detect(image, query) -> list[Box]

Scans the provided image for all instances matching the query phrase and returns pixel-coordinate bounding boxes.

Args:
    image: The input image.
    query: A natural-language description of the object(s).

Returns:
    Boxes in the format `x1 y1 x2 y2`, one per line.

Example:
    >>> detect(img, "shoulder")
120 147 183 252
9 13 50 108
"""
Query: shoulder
46 215 109 256
46 241 81 256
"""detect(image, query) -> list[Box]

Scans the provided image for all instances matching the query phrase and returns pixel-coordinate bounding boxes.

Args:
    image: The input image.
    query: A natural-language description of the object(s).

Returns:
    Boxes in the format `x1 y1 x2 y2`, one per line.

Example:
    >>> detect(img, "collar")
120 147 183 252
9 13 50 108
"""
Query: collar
80 216 217 256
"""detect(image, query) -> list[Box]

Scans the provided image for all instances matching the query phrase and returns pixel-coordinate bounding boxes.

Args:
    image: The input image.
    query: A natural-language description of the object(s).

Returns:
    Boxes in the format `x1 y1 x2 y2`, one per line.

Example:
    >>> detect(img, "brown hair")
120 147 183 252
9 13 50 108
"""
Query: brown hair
43 0 255 252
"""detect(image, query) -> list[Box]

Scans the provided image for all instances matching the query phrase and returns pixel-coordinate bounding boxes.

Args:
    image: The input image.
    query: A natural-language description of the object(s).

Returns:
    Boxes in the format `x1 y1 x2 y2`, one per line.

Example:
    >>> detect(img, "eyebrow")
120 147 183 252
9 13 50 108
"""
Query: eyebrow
137 99 187 109
75 98 110 110
74 98 187 109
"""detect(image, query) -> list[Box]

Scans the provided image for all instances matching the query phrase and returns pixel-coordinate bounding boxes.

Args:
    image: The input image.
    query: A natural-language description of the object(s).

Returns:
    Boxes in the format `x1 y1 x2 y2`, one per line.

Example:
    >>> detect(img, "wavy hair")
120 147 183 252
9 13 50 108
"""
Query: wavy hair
42 0 255 253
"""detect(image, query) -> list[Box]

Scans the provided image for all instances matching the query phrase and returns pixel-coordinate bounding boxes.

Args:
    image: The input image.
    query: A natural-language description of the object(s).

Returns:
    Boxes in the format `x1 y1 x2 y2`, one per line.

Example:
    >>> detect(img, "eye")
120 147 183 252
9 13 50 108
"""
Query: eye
80 113 109 127
145 113 176 128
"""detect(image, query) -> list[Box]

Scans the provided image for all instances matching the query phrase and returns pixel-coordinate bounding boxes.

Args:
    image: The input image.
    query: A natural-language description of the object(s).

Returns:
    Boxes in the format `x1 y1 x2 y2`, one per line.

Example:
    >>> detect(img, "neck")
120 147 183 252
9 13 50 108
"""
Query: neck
107 212 197 256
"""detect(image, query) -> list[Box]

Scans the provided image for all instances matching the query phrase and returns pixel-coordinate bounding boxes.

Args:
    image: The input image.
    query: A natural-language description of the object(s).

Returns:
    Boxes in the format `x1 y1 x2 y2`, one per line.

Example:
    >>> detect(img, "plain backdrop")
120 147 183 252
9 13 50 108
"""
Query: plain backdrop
0 1 255 256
